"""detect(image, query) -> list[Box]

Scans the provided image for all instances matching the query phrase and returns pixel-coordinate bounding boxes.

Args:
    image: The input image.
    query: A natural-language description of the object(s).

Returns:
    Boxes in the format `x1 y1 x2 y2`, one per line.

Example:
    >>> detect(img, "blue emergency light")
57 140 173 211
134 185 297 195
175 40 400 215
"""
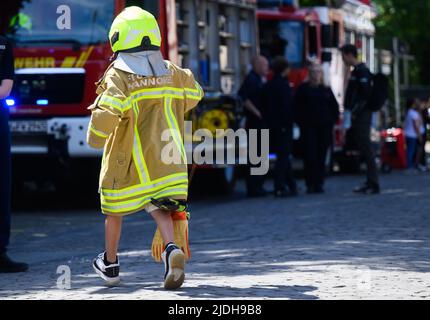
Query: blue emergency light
257 0 296 7
36 99 49 106
5 99 16 107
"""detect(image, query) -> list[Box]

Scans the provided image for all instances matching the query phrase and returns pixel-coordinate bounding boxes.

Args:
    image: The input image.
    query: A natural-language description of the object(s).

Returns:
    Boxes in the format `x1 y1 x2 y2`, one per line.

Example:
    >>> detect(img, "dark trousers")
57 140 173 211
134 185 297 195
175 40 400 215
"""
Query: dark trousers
352 124 379 187
273 128 296 192
406 137 419 168
246 128 266 194
0 103 11 252
302 125 332 190
420 133 427 167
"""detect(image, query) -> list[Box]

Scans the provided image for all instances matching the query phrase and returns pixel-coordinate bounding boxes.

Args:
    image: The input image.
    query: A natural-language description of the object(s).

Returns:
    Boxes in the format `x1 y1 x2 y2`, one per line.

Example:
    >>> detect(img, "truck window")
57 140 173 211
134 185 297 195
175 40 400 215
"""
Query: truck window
7 0 115 45
127 0 160 18
259 20 304 68
321 25 331 48
308 24 318 58
332 21 340 48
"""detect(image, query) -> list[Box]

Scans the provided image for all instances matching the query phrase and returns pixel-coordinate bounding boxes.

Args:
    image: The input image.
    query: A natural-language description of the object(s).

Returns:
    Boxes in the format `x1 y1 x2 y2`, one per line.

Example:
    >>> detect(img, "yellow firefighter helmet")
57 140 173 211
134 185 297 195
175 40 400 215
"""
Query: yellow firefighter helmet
109 6 162 53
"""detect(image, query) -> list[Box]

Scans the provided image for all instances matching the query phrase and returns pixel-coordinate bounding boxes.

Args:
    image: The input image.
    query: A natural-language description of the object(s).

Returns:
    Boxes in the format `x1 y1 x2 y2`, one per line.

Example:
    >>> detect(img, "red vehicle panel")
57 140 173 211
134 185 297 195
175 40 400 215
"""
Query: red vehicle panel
381 128 407 170
10 44 112 117
257 8 321 88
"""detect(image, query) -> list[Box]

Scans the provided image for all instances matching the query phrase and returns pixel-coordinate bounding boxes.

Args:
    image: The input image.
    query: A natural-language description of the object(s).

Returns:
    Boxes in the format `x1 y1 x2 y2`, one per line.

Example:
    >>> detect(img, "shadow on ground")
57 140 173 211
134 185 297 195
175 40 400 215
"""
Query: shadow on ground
2 172 430 299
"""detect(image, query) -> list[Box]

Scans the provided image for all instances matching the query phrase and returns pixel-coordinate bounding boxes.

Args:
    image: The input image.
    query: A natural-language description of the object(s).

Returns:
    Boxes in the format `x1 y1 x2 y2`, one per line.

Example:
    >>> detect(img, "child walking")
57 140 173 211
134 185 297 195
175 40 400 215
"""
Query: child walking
86 7 203 289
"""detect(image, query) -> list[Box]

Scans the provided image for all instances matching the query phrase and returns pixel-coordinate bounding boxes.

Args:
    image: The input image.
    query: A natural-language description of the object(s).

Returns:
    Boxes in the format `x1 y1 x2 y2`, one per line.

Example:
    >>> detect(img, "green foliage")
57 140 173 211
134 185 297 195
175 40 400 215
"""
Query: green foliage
374 0 430 85
0 0 30 35
301 0 429 85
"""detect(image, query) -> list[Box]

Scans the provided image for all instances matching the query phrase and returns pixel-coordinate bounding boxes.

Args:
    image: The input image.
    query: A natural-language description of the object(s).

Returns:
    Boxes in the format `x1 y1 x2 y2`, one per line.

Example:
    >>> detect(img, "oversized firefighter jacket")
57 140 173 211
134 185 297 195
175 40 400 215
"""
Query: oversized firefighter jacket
87 61 204 216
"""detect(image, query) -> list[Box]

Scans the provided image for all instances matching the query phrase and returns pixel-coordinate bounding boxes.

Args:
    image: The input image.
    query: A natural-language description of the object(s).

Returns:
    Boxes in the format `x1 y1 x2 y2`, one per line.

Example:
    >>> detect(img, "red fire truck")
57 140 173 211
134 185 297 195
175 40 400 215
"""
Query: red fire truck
2 0 258 193
257 0 377 171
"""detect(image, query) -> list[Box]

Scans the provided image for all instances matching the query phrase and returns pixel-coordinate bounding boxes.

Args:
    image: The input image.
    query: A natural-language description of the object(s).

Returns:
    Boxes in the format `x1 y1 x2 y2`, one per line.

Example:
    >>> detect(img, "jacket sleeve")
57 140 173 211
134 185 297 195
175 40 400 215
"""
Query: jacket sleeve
86 72 127 149
182 69 204 113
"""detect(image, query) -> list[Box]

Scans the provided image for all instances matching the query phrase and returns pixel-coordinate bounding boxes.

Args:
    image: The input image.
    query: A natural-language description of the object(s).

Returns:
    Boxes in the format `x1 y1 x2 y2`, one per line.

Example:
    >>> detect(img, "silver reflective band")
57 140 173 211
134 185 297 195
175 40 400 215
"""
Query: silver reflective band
102 187 188 212
132 102 149 184
90 126 109 138
184 89 201 98
102 173 188 199
99 95 124 110
164 97 187 163
131 89 184 101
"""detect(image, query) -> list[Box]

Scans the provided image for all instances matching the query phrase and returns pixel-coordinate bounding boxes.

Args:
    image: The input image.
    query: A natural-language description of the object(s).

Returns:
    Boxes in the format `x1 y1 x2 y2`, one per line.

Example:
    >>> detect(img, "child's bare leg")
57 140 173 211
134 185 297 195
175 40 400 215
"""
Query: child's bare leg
150 209 174 245
151 208 185 289
105 215 123 262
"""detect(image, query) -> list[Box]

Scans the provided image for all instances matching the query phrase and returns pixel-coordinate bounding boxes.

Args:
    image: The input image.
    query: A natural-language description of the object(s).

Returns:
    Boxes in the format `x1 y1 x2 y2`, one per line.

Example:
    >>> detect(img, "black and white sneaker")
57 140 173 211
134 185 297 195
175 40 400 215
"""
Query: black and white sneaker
161 243 185 290
92 252 120 286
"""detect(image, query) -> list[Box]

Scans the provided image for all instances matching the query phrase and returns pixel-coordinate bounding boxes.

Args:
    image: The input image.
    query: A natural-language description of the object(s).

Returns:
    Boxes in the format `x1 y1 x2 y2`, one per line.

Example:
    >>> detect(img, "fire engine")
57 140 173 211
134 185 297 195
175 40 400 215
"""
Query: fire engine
3 0 258 193
256 0 377 171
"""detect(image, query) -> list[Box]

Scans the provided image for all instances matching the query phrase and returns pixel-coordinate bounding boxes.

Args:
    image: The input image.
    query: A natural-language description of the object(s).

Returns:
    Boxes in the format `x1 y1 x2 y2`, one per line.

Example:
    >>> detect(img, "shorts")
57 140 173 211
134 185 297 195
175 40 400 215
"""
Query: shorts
144 203 159 213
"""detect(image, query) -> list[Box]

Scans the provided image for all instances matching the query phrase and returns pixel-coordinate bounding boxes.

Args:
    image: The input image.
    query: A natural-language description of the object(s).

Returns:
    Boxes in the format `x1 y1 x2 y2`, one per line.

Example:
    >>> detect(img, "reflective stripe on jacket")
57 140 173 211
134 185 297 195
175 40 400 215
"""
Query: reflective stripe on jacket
87 61 204 216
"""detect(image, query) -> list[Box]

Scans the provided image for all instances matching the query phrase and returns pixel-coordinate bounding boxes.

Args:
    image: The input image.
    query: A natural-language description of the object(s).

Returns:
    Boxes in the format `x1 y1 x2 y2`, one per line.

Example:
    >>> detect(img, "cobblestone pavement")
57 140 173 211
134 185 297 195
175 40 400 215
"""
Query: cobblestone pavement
1 171 429 300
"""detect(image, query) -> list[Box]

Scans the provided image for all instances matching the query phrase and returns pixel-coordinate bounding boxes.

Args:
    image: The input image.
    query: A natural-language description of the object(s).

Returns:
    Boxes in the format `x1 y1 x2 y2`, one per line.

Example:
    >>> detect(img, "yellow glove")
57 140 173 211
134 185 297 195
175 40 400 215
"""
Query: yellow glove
151 211 191 262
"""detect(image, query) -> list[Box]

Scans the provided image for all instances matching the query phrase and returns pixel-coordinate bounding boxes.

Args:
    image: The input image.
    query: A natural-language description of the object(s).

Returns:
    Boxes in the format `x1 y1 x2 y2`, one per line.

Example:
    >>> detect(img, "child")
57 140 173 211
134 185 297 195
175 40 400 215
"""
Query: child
87 7 203 289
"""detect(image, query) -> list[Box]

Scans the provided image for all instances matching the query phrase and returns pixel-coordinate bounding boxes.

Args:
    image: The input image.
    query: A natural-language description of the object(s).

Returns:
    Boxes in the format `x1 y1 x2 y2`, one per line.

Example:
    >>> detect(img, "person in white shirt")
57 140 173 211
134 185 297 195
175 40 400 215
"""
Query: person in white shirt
404 98 425 168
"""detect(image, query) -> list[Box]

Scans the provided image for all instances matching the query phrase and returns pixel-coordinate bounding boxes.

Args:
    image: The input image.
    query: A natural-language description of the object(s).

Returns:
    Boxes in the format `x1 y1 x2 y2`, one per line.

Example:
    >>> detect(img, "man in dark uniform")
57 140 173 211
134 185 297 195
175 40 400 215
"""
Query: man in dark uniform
261 56 297 197
341 44 380 194
238 55 269 197
0 35 28 272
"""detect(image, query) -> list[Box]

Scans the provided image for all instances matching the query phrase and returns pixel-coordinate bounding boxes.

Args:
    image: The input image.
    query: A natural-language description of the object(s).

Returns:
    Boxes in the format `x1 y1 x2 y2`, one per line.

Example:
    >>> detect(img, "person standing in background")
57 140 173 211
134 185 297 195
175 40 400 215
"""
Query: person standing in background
341 44 380 195
295 63 339 194
0 35 28 273
261 56 297 198
238 55 269 198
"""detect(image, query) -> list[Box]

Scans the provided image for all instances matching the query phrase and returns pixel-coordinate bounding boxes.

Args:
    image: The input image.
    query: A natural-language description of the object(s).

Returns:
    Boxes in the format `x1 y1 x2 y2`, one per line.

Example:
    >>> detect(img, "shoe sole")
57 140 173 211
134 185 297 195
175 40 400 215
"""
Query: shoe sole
164 250 185 290
92 262 120 287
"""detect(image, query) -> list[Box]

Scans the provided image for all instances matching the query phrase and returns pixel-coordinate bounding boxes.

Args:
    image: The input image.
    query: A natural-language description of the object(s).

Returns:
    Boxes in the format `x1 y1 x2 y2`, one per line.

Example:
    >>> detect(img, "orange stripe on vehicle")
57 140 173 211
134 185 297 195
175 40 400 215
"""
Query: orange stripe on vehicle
61 56 77 68
75 46 94 68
